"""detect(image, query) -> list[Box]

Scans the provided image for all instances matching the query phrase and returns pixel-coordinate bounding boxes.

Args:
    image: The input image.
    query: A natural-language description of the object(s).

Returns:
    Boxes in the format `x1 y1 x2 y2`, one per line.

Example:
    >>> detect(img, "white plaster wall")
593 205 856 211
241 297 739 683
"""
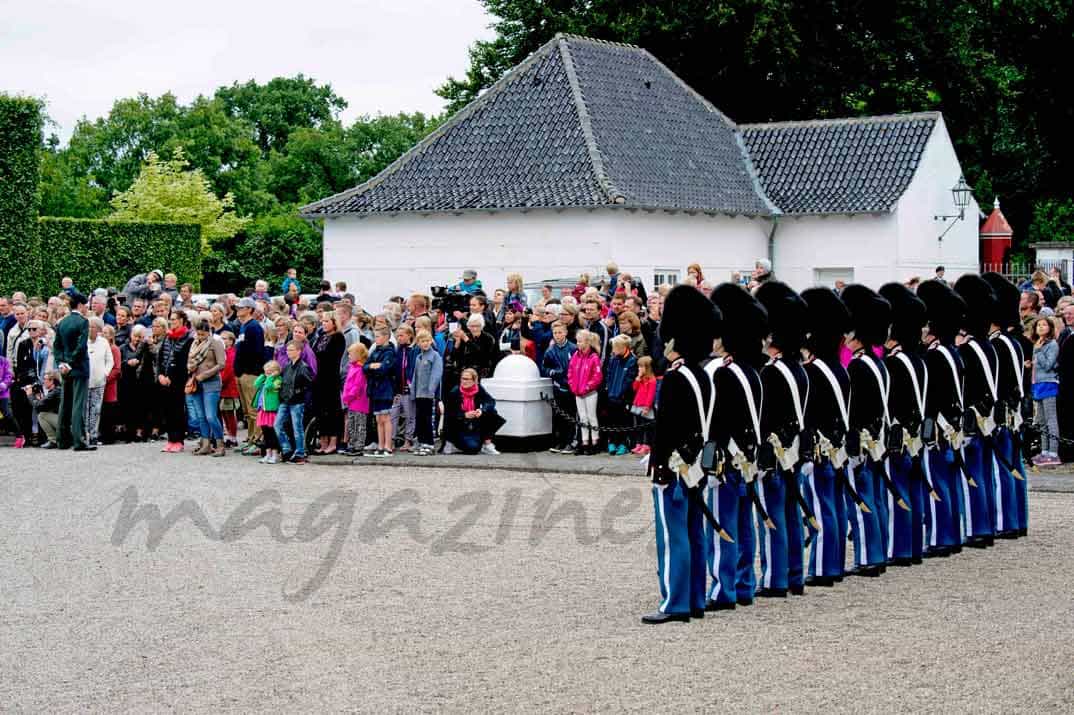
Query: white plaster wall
773 213 899 291
894 115 980 282
322 208 769 307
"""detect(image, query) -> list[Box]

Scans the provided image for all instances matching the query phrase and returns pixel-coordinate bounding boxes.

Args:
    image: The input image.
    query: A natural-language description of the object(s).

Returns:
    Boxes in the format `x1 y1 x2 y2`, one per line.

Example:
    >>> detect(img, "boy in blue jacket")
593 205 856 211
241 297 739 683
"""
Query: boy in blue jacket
541 322 577 453
364 327 398 457
391 324 420 451
604 334 638 455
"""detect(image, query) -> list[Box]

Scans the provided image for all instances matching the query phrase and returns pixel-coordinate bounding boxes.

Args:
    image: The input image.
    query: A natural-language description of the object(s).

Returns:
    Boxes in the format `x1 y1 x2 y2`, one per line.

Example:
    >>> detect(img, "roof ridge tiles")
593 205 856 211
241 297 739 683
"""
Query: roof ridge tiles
740 111 941 131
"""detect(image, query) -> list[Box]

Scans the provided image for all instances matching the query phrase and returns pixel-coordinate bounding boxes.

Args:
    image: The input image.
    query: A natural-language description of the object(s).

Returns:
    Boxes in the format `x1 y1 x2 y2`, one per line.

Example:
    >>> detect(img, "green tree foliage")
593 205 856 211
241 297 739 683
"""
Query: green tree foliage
1028 198 1074 245
0 93 44 294
206 208 323 292
438 0 1074 250
110 149 249 252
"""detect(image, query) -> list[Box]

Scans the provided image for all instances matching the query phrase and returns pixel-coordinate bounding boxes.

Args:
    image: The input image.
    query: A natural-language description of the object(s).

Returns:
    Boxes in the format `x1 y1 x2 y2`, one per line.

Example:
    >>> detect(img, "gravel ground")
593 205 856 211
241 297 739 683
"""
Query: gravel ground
1 443 1072 712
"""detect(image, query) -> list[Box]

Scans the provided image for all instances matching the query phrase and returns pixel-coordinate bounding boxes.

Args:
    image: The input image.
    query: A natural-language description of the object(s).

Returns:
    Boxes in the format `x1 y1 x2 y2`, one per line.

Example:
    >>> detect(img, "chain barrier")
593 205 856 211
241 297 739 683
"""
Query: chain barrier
539 391 655 435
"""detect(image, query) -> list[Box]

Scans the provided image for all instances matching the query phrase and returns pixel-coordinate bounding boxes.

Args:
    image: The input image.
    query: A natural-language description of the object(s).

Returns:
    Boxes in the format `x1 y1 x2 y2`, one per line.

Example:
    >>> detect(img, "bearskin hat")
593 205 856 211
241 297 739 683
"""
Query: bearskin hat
659 284 723 363
917 279 966 343
710 282 768 361
879 282 927 349
981 271 1020 330
801 287 851 361
754 281 808 354
840 284 891 347
953 273 998 338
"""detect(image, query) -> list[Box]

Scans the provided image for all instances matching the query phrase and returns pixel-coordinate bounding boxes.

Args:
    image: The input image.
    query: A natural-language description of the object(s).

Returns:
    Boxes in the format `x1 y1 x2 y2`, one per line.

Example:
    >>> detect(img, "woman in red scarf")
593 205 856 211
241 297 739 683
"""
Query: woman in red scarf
442 368 505 455
155 311 194 452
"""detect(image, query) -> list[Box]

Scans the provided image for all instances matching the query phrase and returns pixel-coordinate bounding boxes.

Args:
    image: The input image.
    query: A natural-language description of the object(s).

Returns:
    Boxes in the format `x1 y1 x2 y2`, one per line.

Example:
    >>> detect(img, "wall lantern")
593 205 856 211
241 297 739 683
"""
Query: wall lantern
934 175 972 241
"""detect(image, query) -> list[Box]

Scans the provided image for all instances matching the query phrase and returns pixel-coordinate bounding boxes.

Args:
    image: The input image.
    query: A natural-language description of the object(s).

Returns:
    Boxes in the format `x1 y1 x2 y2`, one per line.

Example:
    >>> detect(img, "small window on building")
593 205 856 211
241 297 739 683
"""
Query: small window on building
653 269 680 288
814 267 854 289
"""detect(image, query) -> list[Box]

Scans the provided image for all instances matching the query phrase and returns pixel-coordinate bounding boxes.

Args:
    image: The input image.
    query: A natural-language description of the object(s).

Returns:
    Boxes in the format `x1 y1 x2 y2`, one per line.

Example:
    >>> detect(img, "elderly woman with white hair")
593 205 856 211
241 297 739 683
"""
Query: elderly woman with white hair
84 316 114 446
445 313 499 396
120 323 153 440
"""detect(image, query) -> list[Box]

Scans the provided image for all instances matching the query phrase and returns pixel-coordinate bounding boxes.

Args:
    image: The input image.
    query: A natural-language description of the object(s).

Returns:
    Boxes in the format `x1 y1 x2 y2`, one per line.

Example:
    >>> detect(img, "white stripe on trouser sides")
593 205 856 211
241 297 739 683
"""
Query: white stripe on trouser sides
710 485 722 603
849 464 867 566
960 448 972 539
655 484 672 613
886 458 894 560
923 453 938 546
756 479 773 589
993 454 1004 532
809 473 823 575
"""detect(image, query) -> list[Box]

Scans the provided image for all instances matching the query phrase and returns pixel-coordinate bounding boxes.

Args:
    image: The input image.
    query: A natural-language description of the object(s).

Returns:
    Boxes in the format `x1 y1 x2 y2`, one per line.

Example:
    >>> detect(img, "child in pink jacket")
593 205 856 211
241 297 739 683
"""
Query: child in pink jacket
341 342 370 455
567 330 603 454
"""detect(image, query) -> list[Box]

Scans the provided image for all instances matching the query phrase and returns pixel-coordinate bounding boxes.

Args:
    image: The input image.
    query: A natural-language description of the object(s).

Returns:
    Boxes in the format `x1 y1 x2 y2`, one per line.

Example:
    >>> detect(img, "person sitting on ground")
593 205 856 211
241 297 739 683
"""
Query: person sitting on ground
442 367 504 455
27 371 62 449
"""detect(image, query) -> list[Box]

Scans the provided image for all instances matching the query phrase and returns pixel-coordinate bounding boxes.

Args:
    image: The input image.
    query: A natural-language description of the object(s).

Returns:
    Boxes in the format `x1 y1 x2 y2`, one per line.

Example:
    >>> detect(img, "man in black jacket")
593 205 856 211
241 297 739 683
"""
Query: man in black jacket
641 285 722 624
754 281 810 598
840 285 891 576
879 282 929 566
917 280 968 556
800 287 853 586
706 283 767 610
953 275 1001 548
54 293 92 451
234 297 265 453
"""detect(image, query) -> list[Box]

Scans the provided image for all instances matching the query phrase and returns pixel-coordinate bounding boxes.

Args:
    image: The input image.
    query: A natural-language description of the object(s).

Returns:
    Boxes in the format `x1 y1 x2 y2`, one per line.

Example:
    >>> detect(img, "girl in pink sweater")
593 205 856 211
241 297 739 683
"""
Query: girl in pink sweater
568 330 603 454
630 355 657 454
341 342 370 455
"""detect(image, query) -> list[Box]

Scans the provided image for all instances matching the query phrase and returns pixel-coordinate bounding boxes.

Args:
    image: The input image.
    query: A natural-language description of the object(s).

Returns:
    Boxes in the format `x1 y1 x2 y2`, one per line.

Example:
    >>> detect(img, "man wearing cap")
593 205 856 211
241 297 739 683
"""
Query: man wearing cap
917 280 968 556
953 275 1001 548
800 288 853 586
982 272 1029 538
879 283 930 565
234 297 265 452
707 283 767 610
53 292 93 451
642 285 722 624
452 270 484 296
754 282 811 598
841 285 892 576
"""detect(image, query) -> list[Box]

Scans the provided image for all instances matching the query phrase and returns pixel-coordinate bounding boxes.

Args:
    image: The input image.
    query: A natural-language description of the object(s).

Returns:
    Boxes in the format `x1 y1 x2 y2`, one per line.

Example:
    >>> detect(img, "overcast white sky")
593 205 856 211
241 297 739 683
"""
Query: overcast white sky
0 0 495 143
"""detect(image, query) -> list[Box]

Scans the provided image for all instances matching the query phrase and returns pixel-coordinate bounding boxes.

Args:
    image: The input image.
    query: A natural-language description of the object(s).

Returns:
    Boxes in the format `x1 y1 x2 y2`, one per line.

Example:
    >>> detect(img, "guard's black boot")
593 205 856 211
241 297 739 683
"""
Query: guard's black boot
805 576 835 587
755 587 788 598
705 600 736 612
641 611 690 625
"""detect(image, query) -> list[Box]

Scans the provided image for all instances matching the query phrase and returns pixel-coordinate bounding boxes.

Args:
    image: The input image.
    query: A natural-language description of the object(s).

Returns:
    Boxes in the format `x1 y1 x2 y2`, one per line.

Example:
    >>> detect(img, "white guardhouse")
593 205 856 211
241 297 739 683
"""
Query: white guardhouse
302 34 979 304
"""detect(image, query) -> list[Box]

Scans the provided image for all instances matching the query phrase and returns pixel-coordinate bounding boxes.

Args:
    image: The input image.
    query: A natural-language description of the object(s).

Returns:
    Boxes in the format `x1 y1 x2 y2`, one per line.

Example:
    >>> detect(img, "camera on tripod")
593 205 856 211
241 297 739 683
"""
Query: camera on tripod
430 286 472 317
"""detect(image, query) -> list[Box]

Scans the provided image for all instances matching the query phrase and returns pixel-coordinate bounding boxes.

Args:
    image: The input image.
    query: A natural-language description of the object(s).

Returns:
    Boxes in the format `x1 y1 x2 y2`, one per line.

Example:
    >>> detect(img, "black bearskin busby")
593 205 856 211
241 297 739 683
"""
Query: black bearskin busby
840 284 891 347
879 282 927 349
754 281 808 355
981 271 1020 330
710 282 768 367
801 287 851 362
953 273 998 338
659 284 723 363
917 279 966 344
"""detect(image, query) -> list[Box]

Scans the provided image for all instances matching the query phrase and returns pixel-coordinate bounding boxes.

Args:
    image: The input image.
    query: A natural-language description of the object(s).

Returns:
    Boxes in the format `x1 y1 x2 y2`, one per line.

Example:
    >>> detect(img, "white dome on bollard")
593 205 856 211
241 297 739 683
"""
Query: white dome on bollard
482 355 553 438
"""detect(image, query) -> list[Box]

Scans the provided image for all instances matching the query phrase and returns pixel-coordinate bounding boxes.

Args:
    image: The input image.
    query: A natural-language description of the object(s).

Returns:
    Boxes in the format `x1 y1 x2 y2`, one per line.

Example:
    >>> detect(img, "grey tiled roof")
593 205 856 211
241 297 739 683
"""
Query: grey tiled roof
741 113 938 215
301 34 775 217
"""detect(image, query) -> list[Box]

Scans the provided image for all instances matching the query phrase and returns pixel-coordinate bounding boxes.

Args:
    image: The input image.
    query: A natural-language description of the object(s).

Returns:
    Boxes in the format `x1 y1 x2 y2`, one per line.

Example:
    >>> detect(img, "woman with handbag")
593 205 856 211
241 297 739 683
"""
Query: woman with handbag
187 319 227 456
156 311 193 453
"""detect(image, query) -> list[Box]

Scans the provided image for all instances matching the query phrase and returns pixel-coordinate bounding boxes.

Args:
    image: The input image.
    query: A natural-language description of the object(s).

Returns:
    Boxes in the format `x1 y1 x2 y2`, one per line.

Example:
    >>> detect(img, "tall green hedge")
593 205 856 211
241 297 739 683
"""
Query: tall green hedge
35 218 202 295
0 94 44 294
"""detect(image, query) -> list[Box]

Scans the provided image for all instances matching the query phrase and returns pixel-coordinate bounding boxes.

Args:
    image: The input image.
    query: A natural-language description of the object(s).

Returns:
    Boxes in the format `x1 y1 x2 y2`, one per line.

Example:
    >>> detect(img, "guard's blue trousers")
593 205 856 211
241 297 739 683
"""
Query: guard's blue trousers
706 471 756 605
652 478 707 615
885 453 916 561
907 456 926 561
923 447 961 550
787 469 805 589
846 460 886 567
961 438 996 538
757 471 788 591
873 459 891 560
803 460 843 578
993 428 1023 534
834 467 849 574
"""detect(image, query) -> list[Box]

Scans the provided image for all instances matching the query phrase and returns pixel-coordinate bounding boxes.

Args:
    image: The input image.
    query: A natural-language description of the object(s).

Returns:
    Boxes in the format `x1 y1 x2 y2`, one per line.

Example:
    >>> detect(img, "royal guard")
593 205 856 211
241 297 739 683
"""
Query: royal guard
642 285 723 624
917 279 968 556
840 285 892 576
754 282 811 597
800 287 853 585
953 275 1001 548
982 272 1028 538
879 282 929 565
706 283 768 610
